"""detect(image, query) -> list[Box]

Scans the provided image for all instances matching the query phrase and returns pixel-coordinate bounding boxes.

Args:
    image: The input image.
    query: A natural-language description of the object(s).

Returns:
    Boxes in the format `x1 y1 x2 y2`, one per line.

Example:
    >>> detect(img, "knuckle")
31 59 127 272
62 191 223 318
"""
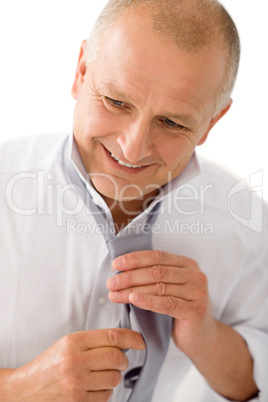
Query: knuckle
188 258 202 273
164 297 178 314
62 375 80 393
122 271 132 286
59 334 74 353
194 300 208 316
64 396 80 402
148 294 155 309
154 282 166 296
153 249 166 264
56 339 80 378
185 256 197 266
57 356 76 380
103 390 114 402
88 391 113 402
194 271 208 288
109 348 125 367
151 265 167 282
58 369 82 395
105 329 120 347
195 289 208 304
110 371 122 387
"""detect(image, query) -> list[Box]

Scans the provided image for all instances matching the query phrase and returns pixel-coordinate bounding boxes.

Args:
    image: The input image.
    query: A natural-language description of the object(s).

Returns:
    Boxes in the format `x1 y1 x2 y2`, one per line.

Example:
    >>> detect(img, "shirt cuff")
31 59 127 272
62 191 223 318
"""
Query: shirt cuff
233 325 267 401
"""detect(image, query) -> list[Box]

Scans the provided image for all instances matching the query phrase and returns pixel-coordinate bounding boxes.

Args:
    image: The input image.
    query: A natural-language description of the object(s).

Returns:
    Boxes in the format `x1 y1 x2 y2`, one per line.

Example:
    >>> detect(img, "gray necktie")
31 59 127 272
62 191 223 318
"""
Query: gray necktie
88 197 173 402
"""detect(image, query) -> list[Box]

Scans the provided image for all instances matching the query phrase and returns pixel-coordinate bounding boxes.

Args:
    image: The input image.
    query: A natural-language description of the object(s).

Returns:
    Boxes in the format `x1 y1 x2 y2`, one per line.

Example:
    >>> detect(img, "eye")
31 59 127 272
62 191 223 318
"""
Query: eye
159 117 186 131
105 96 126 108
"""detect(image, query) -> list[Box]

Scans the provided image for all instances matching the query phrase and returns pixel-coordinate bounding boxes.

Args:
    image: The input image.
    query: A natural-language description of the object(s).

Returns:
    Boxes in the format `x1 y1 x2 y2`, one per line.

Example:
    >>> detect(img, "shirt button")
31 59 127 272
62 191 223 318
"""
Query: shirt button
99 297 107 306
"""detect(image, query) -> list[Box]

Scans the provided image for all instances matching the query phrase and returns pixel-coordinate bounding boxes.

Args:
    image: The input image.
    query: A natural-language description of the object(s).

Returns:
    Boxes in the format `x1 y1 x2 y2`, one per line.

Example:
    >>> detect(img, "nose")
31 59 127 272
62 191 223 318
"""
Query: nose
117 119 154 163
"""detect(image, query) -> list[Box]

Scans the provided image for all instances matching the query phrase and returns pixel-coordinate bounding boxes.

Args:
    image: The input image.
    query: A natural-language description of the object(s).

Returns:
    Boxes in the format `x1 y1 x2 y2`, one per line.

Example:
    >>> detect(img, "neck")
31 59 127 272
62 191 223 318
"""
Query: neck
102 190 159 231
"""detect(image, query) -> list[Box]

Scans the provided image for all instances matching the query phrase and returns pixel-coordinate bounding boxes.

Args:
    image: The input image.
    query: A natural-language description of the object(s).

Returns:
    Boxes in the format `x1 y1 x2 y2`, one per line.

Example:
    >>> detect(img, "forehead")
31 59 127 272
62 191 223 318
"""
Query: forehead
97 77 200 128
90 12 226 121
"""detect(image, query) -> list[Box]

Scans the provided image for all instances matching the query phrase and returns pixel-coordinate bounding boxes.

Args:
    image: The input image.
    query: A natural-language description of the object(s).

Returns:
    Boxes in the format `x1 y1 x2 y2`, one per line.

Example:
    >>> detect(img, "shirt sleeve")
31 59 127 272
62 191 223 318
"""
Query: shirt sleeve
220 230 268 401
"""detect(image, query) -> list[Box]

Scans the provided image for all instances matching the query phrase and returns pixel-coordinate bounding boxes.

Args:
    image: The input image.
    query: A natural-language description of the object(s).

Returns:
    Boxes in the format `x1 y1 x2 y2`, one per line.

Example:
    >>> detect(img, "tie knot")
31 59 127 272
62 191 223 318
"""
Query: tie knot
107 232 153 261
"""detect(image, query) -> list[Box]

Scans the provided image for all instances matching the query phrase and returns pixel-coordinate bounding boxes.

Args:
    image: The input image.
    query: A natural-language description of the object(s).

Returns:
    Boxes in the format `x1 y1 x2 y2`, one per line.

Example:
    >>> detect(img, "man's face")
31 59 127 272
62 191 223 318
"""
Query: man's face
72 12 229 205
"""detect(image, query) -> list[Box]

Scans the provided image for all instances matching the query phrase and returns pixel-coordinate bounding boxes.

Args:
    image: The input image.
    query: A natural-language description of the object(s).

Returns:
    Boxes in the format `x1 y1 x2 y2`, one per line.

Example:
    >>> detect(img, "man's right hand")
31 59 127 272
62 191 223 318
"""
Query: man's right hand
3 328 146 401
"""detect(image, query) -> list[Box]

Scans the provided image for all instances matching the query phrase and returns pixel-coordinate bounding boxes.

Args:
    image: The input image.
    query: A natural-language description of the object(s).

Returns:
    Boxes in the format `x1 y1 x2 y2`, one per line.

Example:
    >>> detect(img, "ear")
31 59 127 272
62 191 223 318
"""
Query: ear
71 40 87 99
197 99 233 146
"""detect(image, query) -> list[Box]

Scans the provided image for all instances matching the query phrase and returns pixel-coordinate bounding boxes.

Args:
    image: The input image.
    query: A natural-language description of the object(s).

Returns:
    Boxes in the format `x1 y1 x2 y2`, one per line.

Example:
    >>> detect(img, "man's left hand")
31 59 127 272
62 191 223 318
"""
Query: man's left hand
106 250 217 359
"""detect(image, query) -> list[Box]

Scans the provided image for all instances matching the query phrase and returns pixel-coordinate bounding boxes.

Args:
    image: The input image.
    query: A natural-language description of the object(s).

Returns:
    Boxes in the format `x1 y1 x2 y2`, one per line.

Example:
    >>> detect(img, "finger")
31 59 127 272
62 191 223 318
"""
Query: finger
112 250 196 271
72 328 146 351
83 347 129 372
109 283 195 304
85 370 122 391
86 390 113 401
128 292 191 319
107 265 194 291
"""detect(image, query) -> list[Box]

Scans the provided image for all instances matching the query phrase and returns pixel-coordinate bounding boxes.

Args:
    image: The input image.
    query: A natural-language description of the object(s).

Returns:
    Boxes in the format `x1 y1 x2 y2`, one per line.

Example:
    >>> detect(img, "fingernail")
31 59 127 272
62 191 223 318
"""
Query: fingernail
129 293 140 302
107 276 117 289
109 291 120 301
112 257 123 270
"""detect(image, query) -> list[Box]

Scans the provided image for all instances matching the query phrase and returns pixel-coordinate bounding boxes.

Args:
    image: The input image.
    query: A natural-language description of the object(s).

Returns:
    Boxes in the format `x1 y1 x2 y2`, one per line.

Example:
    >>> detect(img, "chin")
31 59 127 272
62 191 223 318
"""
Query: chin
92 178 140 201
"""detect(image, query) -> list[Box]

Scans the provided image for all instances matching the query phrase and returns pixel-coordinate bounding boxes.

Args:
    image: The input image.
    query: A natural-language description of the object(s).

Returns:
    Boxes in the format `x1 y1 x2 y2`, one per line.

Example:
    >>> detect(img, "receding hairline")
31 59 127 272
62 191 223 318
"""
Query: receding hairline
86 0 239 54
85 0 240 116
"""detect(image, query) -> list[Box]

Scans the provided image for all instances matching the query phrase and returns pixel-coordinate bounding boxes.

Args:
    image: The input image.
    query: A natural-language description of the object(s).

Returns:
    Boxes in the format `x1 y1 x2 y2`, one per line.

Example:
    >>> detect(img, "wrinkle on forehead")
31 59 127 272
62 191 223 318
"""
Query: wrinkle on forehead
94 68 204 127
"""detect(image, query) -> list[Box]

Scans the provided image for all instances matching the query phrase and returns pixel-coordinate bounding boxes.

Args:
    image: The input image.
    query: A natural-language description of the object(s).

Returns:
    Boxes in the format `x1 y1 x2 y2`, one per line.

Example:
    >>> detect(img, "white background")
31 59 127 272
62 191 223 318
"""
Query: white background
0 1 267 200
0 2 267 400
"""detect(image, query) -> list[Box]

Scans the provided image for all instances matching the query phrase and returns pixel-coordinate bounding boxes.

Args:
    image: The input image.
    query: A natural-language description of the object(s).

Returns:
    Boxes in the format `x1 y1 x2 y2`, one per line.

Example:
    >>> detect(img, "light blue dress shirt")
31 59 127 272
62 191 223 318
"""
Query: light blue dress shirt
0 131 267 401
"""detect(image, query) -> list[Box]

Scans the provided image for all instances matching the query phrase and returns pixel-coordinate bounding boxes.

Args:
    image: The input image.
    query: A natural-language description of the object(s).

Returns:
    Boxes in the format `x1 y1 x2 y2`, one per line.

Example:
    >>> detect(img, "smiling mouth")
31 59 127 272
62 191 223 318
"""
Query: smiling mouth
110 152 143 169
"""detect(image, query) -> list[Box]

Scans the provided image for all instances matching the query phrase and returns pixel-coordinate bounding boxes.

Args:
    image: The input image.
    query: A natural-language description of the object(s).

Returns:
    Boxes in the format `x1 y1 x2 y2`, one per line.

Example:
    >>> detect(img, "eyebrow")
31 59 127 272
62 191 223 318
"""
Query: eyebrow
100 82 200 127
165 112 199 127
101 82 133 101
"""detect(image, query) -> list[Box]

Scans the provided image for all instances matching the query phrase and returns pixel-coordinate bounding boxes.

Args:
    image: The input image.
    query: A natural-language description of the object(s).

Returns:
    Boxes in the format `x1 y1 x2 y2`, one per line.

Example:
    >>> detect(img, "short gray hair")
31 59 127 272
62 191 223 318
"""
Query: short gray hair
85 0 241 116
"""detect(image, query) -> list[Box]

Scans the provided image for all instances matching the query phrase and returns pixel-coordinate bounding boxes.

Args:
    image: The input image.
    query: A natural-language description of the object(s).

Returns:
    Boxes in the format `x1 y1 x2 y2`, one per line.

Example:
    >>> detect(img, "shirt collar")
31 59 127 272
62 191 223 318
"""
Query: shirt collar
68 132 201 213
69 133 107 211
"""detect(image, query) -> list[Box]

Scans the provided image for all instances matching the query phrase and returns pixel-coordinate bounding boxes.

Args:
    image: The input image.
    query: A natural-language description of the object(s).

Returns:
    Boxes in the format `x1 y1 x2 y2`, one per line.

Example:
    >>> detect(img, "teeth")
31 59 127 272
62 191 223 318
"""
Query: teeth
111 153 142 168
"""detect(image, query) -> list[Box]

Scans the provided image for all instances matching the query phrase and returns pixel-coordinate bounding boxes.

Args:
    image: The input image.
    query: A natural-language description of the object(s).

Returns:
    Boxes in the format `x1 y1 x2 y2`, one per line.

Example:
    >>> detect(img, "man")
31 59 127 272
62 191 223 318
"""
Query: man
0 0 267 401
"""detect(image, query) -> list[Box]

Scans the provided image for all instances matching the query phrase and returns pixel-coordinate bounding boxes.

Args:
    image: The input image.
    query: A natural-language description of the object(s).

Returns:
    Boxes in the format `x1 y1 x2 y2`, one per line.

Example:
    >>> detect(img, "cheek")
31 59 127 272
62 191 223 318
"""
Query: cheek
159 137 195 168
74 98 119 141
